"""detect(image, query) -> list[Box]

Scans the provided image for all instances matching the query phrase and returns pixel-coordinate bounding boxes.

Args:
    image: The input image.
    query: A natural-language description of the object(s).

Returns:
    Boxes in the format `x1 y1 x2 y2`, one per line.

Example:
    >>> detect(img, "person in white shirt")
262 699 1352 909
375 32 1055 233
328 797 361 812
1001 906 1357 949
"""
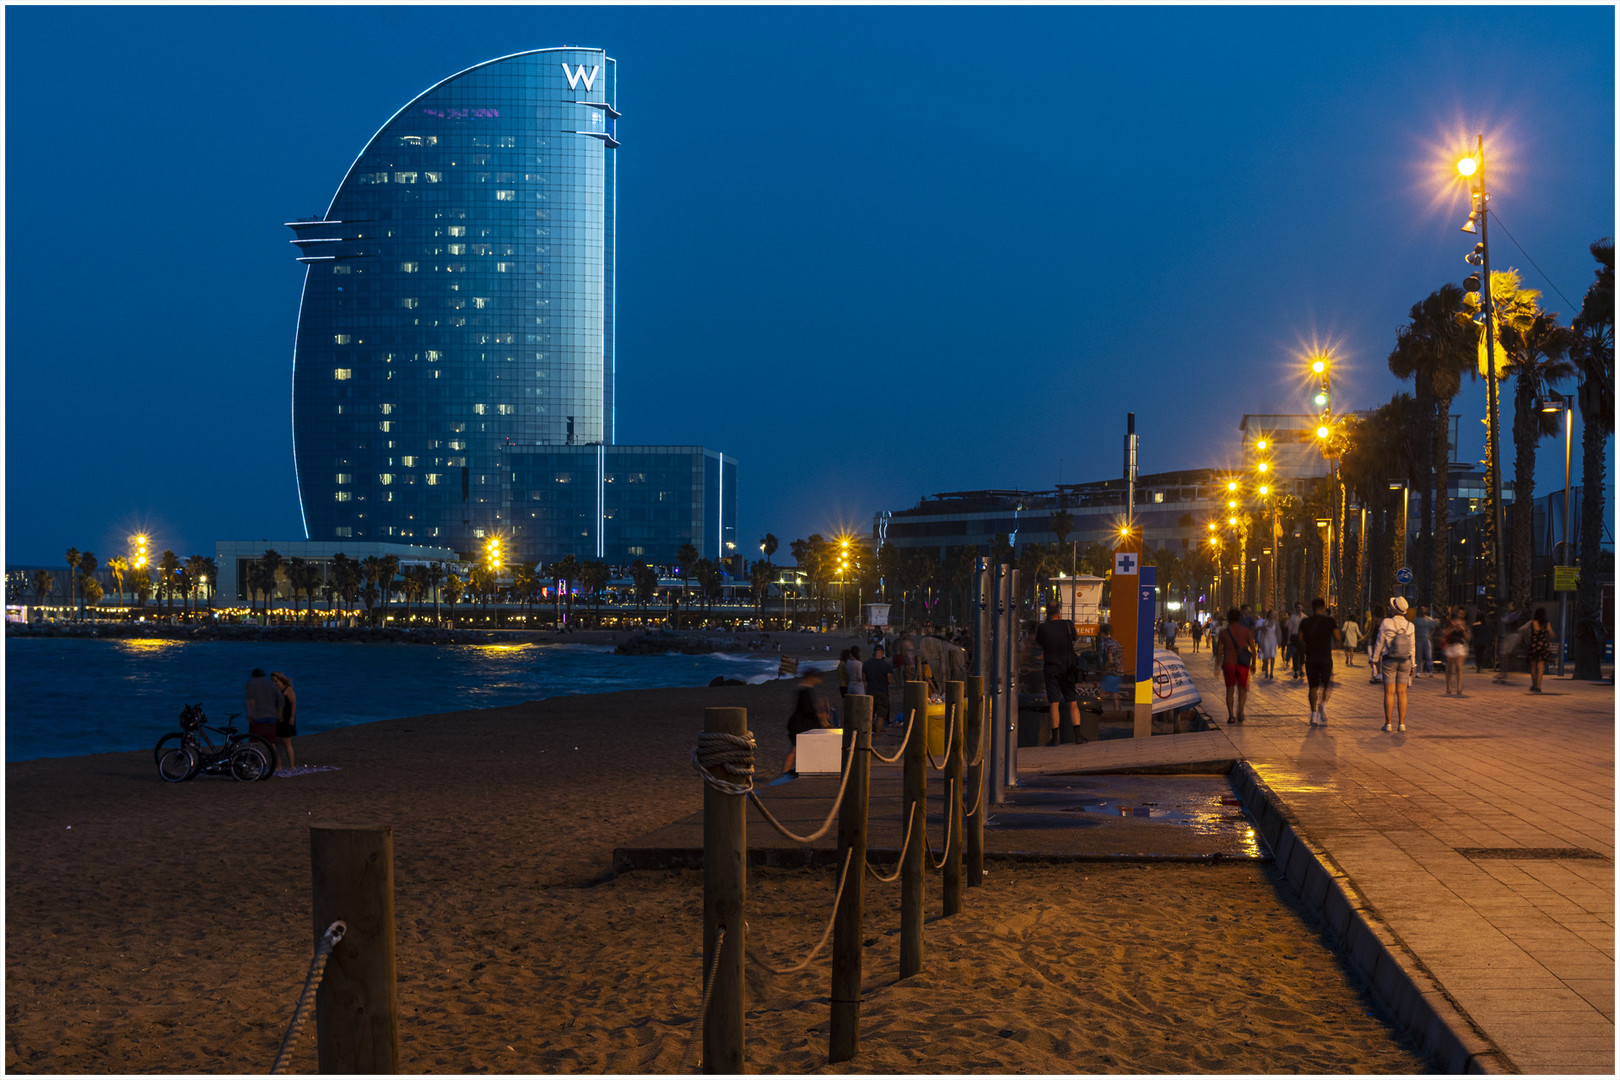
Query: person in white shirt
1370 597 1417 733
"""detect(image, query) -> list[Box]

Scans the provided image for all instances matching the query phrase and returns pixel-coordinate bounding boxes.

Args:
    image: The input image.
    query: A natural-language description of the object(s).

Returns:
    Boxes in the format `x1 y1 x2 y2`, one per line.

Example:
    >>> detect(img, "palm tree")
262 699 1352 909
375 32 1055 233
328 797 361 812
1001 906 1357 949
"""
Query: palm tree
401 565 426 623
255 549 282 620
184 555 209 615
64 549 80 620
749 559 774 617
632 563 659 615
443 572 465 625
511 561 539 623
106 557 128 609
759 533 778 563
198 556 218 611
580 560 611 625
425 560 446 625
32 569 55 612
80 576 104 611
76 552 99 619
1499 310 1576 611
330 553 359 620
1388 283 1477 612
550 554 583 624
378 554 400 625
1571 239 1614 678
129 568 153 608
676 541 700 615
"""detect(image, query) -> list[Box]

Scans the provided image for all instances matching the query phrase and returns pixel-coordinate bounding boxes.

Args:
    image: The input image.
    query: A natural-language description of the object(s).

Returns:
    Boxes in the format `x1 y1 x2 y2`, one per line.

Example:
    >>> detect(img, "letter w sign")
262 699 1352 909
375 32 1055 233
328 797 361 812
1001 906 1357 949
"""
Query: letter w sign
561 64 600 92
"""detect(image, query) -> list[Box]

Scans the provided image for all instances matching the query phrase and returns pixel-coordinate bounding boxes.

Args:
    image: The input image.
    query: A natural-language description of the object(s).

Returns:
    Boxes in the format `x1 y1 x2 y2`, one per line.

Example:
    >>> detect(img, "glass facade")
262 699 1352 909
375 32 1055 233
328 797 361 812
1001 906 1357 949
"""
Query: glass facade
290 48 618 556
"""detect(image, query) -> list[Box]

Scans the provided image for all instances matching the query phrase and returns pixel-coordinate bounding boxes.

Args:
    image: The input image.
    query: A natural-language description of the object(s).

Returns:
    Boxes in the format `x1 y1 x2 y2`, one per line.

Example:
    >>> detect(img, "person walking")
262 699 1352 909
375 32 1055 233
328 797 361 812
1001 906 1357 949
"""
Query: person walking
1035 600 1082 745
1255 609 1279 680
1525 608 1553 693
1340 613 1361 667
779 669 830 778
862 644 895 727
1299 598 1341 726
1471 609 1493 674
1412 604 1438 679
1189 617 1204 653
244 667 285 758
1214 607 1257 724
1442 606 1472 695
1094 622 1126 716
1286 603 1306 680
1161 614 1178 652
1371 597 1416 733
843 645 866 698
1365 604 1385 683
269 671 298 771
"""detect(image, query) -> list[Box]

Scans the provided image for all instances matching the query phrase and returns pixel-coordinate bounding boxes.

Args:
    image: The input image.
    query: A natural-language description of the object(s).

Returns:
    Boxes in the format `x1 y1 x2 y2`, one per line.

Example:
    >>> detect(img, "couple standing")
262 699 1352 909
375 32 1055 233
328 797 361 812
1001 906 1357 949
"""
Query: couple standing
245 668 298 772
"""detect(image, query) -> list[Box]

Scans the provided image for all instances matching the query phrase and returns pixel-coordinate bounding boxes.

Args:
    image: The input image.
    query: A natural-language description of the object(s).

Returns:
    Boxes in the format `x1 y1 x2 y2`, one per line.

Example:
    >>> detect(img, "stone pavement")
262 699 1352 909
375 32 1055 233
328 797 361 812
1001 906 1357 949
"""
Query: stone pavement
1031 657 1615 1074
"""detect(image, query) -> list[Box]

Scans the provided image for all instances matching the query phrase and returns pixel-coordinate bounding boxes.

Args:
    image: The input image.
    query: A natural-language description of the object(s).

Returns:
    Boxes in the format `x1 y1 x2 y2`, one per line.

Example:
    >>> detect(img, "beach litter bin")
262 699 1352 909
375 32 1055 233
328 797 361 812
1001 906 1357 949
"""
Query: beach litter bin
924 702 947 757
796 728 845 774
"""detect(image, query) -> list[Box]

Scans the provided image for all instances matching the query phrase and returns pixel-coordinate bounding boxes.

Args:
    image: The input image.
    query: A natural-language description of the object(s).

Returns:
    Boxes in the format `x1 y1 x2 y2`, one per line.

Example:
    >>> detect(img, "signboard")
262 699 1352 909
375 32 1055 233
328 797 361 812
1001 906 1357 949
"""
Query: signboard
1112 547 1140 682
1395 567 1413 585
1150 649 1202 715
1050 575 1104 625
863 603 892 626
1554 566 1580 592
1134 566 1156 706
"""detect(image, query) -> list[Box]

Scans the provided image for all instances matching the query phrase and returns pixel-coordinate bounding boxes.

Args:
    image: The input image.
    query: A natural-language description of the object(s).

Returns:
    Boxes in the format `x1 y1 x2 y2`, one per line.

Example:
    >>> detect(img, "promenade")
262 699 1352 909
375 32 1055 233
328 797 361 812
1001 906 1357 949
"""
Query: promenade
1033 656 1614 1074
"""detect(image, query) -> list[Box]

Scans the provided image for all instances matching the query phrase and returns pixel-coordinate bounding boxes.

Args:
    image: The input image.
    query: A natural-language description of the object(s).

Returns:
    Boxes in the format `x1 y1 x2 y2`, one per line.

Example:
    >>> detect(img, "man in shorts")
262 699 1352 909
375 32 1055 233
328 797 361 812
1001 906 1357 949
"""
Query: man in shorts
1035 601 1081 745
1214 607 1256 723
1298 597 1341 726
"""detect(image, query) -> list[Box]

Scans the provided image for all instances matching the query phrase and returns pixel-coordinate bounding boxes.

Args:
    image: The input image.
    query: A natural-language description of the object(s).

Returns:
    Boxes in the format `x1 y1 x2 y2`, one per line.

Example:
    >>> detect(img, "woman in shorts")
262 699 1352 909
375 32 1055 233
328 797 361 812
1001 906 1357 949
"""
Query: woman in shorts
270 671 298 771
1525 608 1553 693
1370 598 1416 732
1442 606 1472 696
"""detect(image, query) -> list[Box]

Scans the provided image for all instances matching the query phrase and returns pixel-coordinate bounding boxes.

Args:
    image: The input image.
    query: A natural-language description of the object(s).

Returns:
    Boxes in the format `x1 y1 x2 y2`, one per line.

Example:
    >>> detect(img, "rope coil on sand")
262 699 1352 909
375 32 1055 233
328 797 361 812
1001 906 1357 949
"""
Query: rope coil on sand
270 920 347 1074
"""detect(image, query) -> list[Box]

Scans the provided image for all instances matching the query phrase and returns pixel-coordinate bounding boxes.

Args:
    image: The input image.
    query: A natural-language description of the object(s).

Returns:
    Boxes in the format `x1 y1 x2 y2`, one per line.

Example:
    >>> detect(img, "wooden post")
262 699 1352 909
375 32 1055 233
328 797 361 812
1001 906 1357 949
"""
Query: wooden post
310 823 399 1074
830 696 870 1064
965 675 986 887
703 707 747 1074
901 680 928 978
942 680 965 916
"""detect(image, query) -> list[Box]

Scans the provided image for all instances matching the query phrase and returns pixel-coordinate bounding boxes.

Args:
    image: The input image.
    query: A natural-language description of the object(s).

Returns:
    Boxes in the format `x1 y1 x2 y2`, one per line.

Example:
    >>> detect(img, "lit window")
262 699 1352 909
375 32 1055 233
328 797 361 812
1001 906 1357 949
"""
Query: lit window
334 369 351 380
474 404 487 415
448 439 466 450
394 171 418 184
335 473 352 484
379 421 392 432
335 492 352 502
336 527 352 537
380 404 394 414
423 350 441 362
495 190 516 201
496 262 514 272
334 334 352 344
379 473 394 485
401 298 418 309
472 297 489 308
332 264 351 275
425 474 441 485
447 225 466 237
497 404 514 415
423 171 443 182
401 456 416 467
399 262 419 273
447 244 466 255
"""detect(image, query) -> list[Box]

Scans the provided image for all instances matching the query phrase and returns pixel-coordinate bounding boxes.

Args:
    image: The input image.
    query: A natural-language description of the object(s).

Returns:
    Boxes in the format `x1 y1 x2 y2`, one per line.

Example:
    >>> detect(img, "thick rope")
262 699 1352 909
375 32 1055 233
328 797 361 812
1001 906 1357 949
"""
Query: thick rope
678 926 727 1074
744 847 856 976
924 703 959 771
964 753 987 820
924 780 957 870
865 802 918 883
693 731 757 796
270 920 346 1074
746 736 857 845
870 709 917 765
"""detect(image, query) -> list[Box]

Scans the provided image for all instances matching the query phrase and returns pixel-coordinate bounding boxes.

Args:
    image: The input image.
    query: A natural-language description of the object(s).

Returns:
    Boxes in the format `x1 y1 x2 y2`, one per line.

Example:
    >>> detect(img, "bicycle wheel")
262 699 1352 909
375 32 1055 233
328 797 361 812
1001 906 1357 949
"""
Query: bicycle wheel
229 743 272 782
153 732 186 767
246 734 278 779
158 746 199 782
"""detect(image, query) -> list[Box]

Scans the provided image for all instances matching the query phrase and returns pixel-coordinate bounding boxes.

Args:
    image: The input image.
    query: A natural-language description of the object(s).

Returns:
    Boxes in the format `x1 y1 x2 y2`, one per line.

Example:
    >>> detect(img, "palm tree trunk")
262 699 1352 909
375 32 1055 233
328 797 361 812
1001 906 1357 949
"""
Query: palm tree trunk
1432 395 1454 614
1510 384 1538 613
1573 408 1608 678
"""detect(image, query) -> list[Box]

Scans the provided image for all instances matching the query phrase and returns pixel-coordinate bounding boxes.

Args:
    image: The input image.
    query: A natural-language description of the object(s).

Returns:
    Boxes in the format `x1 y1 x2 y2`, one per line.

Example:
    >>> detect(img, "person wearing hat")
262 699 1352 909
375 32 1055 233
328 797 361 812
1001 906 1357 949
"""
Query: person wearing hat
1370 596 1417 732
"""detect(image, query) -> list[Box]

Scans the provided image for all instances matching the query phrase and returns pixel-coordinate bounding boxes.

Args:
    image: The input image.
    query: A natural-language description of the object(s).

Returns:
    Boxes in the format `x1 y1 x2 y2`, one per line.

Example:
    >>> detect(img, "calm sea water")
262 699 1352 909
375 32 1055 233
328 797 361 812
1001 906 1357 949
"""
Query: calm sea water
3 638 785 762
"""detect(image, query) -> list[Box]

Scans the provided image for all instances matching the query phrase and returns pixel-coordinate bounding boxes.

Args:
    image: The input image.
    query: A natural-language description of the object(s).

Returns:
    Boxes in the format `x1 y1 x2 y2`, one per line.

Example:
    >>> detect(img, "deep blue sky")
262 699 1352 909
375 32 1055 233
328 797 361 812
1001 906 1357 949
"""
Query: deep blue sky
6 5 1614 566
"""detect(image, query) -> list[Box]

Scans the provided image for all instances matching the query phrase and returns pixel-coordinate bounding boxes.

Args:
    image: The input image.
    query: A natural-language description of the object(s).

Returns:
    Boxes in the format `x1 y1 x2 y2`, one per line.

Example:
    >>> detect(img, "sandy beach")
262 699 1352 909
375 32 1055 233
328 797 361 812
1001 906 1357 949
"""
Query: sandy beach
6 672 1428 1073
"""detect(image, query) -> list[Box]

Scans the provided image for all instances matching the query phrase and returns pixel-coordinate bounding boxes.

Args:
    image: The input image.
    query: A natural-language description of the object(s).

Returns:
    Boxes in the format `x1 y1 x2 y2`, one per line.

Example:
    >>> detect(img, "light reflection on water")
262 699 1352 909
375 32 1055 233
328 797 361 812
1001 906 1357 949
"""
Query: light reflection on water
4 638 779 762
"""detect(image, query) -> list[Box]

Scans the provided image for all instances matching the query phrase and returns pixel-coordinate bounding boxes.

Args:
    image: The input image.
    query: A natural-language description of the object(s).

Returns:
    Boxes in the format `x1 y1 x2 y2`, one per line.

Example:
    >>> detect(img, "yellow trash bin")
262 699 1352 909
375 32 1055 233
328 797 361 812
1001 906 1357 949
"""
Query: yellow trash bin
924 701 947 758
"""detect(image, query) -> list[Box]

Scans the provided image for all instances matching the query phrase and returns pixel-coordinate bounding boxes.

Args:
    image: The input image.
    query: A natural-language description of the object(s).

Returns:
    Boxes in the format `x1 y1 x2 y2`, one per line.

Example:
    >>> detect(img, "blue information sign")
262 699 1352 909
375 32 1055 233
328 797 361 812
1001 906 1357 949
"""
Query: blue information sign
1136 567 1156 682
1395 567 1413 584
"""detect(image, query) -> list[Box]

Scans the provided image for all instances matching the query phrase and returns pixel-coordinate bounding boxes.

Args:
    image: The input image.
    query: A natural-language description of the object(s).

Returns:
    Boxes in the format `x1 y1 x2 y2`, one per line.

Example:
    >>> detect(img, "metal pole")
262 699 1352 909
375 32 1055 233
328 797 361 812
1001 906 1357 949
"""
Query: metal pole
964 674 986 886
1003 569 1020 792
972 558 990 681
1558 401 1572 676
988 564 1009 807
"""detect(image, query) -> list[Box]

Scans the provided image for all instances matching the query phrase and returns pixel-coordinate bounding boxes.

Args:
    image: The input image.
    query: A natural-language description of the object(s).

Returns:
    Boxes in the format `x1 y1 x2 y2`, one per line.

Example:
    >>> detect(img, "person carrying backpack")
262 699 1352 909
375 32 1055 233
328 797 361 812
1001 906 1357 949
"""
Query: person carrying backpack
1371 596 1417 733
1215 606 1257 724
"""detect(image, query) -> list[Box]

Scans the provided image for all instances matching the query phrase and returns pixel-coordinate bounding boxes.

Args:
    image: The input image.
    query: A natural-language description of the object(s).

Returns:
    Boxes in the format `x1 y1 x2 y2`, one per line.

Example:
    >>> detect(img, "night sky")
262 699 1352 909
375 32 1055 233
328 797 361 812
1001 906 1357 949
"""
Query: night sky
5 5 1614 567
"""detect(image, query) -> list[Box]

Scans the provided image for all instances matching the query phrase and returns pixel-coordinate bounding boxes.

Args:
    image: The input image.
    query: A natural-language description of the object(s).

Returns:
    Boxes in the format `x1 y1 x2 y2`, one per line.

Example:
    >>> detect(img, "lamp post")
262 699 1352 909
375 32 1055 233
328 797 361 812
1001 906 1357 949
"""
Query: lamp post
1458 138 1509 647
1310 355 1341 613
1538 393 1574 675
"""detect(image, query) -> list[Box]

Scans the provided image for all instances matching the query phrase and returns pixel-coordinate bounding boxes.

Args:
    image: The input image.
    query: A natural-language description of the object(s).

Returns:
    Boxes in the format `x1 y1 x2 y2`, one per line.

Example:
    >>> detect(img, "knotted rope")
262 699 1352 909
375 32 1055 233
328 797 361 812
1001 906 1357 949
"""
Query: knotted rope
693 731 757 796
270 920 347 1074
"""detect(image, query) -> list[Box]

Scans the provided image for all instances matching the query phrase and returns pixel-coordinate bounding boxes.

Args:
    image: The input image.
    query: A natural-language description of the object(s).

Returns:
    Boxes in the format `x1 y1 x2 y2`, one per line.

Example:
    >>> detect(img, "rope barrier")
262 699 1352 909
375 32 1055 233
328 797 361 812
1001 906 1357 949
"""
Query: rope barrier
693 731 757 796
870 709 916 765
270 920 347 1074
744 848 856 976
924 780 957 871
924 703 958 771
964 751 987 820
746 737 857 845
865 802 918 883
677 925 727 1074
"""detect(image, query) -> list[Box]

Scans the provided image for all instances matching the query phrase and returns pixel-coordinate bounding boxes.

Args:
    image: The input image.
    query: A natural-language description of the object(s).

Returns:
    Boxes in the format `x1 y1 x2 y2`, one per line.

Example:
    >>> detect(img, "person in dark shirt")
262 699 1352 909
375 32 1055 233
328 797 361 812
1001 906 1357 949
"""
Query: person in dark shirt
861 645 895 728
1035 601 1082 745
779 669 830 778
1298 597 1341 726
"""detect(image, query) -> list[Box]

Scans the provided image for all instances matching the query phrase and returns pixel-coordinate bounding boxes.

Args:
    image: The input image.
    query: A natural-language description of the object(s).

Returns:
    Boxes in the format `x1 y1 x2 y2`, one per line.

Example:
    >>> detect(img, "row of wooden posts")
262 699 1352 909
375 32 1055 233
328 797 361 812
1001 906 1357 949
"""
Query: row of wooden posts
703 675 989 1072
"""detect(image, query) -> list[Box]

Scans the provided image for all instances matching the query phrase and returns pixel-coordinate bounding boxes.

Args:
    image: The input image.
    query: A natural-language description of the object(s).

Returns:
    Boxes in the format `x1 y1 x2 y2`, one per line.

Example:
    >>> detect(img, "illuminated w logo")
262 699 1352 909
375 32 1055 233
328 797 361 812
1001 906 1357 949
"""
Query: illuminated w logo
561 63 600 92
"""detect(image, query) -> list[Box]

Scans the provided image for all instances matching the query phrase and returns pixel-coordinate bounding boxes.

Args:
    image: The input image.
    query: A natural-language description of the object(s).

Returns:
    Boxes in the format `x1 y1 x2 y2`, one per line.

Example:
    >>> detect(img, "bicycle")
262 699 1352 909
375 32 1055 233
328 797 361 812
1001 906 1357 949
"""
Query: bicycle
154 704 276 783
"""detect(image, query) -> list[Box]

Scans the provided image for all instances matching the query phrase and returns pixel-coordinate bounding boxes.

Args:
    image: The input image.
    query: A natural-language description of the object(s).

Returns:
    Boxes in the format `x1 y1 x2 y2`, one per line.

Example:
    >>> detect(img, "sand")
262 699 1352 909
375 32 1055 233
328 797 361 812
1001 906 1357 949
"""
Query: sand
5 675 1428 1073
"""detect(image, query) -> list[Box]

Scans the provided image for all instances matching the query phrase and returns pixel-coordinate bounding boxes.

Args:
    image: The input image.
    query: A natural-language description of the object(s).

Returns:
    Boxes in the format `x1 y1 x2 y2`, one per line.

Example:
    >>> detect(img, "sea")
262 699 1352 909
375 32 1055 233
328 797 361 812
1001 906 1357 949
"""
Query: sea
3 637 806 762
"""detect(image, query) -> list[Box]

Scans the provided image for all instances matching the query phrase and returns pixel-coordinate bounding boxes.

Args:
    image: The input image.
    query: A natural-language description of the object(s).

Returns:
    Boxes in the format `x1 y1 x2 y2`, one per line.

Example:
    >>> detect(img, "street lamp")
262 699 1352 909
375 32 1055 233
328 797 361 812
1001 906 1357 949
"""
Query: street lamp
1457 136 1509 650
1538 392 1575 675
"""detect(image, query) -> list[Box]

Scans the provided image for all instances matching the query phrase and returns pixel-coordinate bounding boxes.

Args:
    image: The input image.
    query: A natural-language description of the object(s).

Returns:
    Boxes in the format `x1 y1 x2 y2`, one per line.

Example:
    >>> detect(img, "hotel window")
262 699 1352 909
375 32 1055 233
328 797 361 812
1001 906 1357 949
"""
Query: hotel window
496 262 515 272
497 404 514 415
394 171 418 184
400 455 416 467
474 404 487 415
335 527 352 537
379 473 394 485
380 404 394 414
334 334 352 344
401 298 418 309
495 190 516 202
447 244 466 255
447 225 466 237
334 368 352 380
472 296 490 309
335 473 352 484
399 261 419 273
332 264 351 274
425 473 441 485
423 350 441 362
379 421 392 432
448 439 466 450
335 492 352 502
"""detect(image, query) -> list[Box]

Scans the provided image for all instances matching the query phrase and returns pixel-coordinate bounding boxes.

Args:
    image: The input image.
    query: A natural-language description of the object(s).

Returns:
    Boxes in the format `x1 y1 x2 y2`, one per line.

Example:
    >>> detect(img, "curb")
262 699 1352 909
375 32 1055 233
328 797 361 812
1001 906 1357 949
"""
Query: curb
1230 761 1515 1074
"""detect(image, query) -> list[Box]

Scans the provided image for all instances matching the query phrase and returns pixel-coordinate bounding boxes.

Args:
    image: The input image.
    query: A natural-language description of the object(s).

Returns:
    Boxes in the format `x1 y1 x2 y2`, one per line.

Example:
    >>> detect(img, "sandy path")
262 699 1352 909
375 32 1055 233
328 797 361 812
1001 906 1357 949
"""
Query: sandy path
6 679 1427 1073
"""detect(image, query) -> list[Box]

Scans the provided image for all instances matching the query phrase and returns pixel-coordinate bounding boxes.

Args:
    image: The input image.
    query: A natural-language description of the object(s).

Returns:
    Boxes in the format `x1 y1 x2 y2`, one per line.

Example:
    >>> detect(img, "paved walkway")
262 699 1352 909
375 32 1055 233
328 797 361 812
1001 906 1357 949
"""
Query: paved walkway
1032 657 1614 1074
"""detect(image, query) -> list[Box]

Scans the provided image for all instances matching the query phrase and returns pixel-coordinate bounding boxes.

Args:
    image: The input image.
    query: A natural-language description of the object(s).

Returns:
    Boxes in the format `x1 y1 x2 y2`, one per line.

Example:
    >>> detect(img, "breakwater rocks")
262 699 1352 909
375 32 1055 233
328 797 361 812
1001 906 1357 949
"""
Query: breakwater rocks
5 621 526 646
614 632 743 657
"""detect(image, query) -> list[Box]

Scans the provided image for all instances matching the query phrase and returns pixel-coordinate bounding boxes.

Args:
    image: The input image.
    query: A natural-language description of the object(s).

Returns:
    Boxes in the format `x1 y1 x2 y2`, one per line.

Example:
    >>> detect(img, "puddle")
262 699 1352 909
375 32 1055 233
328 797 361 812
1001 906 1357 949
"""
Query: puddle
982 773 1266 858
